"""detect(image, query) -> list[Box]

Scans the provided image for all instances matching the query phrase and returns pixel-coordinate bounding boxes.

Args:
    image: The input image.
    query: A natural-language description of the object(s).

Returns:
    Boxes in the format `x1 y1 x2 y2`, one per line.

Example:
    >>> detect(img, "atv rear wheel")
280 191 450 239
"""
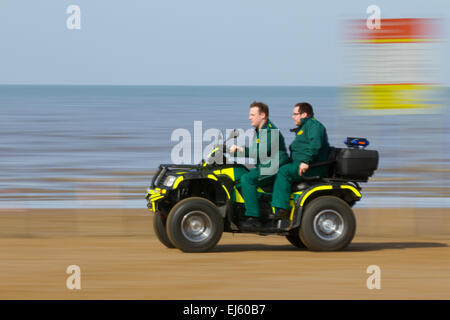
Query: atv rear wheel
300 196 356 251
166 197 223 252
285 228 306 249
153 213 175 248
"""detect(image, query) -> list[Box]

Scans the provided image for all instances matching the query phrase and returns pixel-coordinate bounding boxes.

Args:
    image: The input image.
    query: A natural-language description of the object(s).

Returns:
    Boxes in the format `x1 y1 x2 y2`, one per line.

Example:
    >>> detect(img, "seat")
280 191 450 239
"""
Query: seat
256 181 315 194
259 185 274 193
291 182 310 192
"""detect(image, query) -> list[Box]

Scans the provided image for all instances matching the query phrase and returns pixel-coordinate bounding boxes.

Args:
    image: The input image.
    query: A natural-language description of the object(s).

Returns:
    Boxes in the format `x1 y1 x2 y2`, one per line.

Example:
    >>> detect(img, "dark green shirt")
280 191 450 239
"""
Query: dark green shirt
289 117 330 177
238 119 289 175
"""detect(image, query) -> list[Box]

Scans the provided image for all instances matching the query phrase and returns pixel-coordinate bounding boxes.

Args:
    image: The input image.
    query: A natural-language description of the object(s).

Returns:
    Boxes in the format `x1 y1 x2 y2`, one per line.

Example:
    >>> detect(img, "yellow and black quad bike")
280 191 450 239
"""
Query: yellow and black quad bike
146 132 379 252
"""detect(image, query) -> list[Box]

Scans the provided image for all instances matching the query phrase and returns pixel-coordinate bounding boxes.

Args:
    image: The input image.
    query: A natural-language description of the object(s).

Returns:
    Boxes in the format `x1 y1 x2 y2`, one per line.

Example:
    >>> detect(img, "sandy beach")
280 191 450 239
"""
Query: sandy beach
0 207 449 299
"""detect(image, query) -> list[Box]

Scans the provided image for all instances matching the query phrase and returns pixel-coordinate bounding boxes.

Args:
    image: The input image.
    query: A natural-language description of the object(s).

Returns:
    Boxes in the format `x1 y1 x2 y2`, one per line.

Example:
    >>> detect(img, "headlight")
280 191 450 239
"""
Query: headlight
163 175 177 187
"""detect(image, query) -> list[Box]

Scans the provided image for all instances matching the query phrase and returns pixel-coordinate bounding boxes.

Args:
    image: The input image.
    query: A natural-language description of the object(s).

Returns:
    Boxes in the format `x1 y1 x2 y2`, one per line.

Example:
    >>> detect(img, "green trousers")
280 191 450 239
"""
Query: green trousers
240 168 275 218
270 162 304 210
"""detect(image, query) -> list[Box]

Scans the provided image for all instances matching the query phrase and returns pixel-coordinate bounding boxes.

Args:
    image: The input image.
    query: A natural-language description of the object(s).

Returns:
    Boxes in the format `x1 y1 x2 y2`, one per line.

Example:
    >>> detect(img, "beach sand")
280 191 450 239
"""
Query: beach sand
0 207 449 299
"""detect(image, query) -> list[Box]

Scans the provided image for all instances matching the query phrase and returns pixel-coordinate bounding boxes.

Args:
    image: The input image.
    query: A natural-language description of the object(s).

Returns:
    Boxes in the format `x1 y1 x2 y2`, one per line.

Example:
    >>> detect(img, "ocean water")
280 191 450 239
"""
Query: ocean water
0 85 449 208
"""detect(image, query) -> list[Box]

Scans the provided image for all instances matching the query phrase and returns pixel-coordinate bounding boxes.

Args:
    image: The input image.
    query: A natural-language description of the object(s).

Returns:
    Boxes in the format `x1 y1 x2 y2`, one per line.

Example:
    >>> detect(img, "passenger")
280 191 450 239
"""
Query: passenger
271 102 330 218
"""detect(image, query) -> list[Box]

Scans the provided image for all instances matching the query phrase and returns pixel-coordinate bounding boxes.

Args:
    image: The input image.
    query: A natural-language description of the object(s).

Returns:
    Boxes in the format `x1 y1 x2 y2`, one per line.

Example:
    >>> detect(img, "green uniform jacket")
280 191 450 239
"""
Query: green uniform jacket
237 119 289 175
289 117 330 177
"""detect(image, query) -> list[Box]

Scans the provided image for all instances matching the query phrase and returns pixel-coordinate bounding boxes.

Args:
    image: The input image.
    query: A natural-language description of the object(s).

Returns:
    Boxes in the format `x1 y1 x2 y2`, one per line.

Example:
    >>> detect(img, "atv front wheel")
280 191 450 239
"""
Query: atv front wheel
166 197 223 252
153 213 175 248
300 196 356 251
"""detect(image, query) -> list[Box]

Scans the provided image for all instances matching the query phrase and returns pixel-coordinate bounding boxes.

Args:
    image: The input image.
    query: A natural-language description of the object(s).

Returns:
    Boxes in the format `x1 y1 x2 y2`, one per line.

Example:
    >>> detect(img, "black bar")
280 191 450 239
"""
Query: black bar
1 300 447 319
308 159 336 168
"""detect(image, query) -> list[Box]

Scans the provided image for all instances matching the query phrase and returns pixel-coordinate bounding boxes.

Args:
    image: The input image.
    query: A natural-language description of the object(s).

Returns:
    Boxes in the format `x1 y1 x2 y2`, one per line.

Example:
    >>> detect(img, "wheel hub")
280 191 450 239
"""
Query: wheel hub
189 219 204 234
320 218 336 233
181 211 212 242
313 210 344 241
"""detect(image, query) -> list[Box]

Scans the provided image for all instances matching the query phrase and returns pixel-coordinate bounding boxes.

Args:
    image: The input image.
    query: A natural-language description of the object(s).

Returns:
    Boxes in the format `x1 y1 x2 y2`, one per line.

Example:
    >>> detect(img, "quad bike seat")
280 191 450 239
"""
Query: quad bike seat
257 176 324 194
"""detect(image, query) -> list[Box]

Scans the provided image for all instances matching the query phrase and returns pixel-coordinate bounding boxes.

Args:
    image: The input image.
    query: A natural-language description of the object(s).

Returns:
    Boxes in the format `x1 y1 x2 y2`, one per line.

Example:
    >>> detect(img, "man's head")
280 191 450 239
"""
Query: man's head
249 101 269 129
292 102 314 126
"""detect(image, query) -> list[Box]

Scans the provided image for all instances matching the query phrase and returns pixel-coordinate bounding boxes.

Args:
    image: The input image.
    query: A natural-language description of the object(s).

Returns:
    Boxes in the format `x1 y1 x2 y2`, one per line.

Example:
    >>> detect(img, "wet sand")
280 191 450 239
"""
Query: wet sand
0 208 449 299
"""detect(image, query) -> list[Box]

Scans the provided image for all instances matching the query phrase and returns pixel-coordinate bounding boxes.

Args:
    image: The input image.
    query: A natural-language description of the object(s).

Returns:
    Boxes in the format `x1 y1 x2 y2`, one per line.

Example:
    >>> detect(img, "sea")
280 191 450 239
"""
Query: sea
0 85 449 209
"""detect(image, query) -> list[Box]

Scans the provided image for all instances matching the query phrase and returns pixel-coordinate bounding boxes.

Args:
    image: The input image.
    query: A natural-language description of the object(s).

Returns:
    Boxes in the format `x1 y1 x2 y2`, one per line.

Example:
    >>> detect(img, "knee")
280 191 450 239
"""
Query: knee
241 172 257 186
278 164 290 177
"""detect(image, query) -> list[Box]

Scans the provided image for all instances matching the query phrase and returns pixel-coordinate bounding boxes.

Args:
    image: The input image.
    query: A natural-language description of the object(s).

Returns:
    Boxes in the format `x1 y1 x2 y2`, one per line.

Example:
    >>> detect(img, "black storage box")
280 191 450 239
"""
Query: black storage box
334 148 379 180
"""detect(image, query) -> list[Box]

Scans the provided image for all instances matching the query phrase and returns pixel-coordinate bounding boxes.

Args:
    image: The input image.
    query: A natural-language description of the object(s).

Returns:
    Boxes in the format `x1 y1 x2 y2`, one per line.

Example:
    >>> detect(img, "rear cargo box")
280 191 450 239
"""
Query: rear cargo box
335 148 379 180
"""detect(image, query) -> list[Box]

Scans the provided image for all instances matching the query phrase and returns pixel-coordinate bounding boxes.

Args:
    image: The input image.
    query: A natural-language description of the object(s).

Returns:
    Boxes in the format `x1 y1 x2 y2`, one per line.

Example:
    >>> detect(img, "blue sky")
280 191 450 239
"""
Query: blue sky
0 0 449 86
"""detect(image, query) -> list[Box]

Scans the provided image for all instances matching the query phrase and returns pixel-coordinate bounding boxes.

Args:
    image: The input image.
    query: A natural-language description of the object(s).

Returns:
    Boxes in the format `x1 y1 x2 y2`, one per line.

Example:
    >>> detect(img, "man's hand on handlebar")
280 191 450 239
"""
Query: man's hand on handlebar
229 145 244 154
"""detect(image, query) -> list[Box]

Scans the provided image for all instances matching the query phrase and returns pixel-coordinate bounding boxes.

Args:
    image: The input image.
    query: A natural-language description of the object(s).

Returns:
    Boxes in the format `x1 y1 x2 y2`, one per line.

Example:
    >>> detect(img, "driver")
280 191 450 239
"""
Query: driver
229 101 289 229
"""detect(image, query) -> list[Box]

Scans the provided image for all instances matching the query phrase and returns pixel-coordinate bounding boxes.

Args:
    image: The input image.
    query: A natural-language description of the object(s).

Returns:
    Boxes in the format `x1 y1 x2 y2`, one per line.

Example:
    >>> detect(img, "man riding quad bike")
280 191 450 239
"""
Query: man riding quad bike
146 133 378 253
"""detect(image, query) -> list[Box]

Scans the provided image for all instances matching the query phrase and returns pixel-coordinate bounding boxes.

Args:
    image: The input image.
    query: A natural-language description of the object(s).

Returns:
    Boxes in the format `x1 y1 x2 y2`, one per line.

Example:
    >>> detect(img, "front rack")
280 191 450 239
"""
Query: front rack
151 164 202 188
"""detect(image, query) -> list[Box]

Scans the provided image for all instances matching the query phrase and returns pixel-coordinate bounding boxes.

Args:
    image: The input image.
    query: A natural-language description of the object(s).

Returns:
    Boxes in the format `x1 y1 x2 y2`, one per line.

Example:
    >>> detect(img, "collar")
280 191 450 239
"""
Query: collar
255 119 269 132
290 117 311 133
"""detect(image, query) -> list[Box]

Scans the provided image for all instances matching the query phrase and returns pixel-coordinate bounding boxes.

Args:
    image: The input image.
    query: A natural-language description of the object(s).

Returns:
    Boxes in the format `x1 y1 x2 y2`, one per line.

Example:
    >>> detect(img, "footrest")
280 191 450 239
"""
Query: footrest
276 219 291 229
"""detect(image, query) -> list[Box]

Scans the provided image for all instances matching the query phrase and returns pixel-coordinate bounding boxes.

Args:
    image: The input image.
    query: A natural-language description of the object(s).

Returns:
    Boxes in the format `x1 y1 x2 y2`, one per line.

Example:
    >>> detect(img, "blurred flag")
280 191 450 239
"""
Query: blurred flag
341 18 444 115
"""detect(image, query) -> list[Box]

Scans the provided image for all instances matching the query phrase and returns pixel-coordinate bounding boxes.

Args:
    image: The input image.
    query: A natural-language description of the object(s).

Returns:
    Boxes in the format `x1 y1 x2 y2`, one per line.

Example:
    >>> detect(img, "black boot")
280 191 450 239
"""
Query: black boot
273 208 290 220
239 217 262 230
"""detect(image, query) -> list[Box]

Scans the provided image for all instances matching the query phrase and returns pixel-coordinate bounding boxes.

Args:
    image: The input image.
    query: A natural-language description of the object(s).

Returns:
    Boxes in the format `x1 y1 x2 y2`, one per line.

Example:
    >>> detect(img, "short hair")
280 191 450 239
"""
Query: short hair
249 101 269 118
295 102 314 117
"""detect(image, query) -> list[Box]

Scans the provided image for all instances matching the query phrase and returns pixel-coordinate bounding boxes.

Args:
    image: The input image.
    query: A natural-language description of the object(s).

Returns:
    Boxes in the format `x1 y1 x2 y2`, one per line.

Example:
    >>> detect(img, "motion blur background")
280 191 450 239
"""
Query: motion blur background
2 2 450 301
0 0 449 209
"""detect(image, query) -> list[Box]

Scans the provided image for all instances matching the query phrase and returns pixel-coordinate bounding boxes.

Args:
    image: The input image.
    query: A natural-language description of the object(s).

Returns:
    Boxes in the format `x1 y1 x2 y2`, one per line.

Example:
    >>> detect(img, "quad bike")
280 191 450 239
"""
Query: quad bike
146 131 379 252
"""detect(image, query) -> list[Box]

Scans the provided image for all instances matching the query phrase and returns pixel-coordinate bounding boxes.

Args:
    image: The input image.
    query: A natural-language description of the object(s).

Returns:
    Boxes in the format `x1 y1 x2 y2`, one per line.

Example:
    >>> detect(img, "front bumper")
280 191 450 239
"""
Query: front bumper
146 188 167 212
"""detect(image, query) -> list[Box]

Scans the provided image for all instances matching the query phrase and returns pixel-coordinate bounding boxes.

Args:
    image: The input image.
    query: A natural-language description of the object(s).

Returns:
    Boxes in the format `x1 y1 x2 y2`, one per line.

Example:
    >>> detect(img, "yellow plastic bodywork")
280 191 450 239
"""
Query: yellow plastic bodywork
289 192 303 220
212 169 235 201
213 168 234 180
299 184 361 207
340 185 362 198
207 174 218 181
221 185 231 199
173 176 184 189
235 190 244 203
300 186 333 207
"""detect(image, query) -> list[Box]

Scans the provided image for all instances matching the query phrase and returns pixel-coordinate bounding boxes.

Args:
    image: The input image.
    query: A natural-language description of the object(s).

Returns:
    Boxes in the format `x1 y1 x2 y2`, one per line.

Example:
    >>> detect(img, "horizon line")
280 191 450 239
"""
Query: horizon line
1 84 449 89
0 83 342 88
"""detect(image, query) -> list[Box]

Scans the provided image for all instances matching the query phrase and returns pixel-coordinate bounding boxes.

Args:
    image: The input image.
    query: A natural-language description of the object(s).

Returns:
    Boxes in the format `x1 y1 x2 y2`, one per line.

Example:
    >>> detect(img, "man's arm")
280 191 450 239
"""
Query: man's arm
296 122 325 165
